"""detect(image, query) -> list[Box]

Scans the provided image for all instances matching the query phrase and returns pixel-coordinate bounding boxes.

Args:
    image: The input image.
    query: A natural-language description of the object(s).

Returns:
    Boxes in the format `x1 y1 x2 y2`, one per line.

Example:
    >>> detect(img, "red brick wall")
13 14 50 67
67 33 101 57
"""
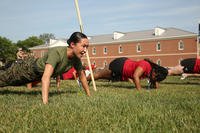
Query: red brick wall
82 36 198 68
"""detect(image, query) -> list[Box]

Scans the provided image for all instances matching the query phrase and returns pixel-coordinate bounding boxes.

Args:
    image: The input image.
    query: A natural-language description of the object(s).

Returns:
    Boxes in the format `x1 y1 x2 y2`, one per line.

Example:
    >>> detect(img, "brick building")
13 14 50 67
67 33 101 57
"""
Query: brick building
84 27 198 68
30 27 198 68
29 39 68 58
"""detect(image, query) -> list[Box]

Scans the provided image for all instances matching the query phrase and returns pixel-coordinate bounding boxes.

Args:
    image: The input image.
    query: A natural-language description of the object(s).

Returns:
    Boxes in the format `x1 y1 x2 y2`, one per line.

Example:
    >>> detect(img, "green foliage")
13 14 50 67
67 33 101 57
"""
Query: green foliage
0 76 200 132
0 33 55 63
16 36 44 49
0 36 17 62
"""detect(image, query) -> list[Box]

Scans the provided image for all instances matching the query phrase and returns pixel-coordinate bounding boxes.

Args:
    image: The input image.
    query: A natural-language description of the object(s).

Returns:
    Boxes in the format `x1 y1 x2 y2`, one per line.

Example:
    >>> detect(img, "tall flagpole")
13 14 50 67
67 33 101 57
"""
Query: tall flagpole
74 0 97 91
198 21 200 57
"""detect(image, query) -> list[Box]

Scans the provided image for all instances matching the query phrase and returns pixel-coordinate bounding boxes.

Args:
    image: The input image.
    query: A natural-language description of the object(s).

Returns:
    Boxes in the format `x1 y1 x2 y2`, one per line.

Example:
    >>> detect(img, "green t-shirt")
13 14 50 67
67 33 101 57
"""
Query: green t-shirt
36 46 82 77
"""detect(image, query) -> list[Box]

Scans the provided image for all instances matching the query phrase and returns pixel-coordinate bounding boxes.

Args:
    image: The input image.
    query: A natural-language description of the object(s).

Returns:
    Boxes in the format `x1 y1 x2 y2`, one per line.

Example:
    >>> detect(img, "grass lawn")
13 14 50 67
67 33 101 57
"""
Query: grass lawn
0 76 200 132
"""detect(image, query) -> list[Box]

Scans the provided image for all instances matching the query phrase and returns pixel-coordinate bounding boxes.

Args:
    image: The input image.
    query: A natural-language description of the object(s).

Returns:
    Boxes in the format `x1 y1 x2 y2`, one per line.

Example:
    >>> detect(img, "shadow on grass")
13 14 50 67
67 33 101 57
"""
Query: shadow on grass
0 89 78 96
162 81 200 86
96 82 149 90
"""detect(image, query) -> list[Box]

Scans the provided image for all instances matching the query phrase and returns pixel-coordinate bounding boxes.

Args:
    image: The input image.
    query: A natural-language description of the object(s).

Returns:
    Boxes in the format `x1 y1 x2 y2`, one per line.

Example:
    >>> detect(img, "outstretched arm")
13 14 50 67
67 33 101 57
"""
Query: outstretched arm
78 70 91 96
132 67 144 90
182 73 200 78
42 64 54 104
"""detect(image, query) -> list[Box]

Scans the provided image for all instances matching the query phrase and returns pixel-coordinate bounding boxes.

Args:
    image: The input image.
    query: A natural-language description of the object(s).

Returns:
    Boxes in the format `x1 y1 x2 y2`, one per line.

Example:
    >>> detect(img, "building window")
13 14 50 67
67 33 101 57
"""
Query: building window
41 51 45 57
178 40 184 50
119 45 123 53
157 59 161 66
136 43 141 52
104 60 107 67
156 42 161 51
103 47 107 54
92 47 96 55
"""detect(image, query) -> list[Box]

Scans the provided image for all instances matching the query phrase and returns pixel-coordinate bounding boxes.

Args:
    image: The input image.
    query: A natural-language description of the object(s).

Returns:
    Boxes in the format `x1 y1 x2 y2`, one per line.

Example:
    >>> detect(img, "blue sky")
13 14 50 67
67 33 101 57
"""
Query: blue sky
0 0 200 42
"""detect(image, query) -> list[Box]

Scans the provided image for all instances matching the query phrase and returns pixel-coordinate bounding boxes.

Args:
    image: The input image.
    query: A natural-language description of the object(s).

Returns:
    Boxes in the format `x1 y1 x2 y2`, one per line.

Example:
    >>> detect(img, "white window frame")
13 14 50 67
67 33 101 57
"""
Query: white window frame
136 43 141 52
178 40 184 50
41 51 45 57
156 42 161 51
157 59 161 66
103 47 107 54
118 45 123 53
92 47 96 55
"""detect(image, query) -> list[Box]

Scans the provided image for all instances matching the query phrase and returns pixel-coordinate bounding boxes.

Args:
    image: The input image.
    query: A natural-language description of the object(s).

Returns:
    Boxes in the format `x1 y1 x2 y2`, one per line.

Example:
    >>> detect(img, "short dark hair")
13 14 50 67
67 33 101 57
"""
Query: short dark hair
144 59 168 82
67 32 87 46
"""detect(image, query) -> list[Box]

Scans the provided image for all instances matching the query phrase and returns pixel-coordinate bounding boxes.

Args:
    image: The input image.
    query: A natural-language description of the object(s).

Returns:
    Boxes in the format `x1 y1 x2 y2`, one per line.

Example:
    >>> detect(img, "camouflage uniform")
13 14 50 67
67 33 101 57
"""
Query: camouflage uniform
0 46 83 87
0 56 42 87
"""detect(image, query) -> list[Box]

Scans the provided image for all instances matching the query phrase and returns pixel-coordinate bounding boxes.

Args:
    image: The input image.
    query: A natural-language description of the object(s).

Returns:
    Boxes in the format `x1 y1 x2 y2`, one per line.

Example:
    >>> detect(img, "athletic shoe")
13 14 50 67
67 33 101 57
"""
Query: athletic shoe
180 73 187 80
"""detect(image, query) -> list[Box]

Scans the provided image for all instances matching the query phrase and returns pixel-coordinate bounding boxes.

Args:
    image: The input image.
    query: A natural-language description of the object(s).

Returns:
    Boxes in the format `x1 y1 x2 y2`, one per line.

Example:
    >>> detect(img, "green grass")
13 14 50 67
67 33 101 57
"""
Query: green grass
0 76 200 132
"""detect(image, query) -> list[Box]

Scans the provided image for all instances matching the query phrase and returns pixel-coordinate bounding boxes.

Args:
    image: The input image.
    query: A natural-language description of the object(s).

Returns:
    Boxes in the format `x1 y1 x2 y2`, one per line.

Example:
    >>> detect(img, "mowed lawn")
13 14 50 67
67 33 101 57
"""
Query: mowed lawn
0 76 200 132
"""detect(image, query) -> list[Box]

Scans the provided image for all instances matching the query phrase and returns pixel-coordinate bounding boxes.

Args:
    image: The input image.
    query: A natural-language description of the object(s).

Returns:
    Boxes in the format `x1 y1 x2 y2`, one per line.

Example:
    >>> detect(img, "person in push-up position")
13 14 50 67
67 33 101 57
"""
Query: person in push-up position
0 32 91 104
87 57 168 90
168 58 200 80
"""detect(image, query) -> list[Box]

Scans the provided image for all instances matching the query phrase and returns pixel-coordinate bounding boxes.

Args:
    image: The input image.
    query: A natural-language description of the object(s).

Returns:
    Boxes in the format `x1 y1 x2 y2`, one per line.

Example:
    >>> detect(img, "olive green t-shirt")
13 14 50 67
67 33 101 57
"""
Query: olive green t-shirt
36 46 82 77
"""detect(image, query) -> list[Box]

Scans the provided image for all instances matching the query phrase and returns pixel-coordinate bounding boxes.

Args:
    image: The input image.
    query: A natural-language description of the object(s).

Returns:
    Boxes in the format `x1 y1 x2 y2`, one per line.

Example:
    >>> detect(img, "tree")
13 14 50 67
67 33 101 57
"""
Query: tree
0 36 17 63
39 33 55 44
16 36 44 49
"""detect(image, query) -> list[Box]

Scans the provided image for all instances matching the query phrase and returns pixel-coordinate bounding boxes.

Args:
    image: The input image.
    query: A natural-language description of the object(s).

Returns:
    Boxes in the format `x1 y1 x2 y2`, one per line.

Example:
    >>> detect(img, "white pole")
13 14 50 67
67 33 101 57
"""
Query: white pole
198 21 200 57
74 0 97 91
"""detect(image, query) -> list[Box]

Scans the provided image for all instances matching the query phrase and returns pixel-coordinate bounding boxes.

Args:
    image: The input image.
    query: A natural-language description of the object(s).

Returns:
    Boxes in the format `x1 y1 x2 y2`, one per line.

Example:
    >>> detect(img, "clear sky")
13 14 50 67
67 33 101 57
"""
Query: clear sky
0 0 200 42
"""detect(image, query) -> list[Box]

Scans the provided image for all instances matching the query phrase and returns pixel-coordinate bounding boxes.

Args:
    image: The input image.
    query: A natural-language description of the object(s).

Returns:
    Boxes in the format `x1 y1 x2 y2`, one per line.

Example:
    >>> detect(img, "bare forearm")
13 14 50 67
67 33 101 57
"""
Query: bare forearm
79 71 90 96
81 77 91 96
185 73 200 77
42 78 50 104
133 77 141 90
41 63 54 104
133 67 145 90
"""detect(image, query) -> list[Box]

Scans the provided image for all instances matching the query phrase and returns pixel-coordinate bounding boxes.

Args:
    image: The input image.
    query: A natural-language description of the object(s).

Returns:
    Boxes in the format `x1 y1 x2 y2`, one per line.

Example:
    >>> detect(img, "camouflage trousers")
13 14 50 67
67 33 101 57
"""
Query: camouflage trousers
0 57 42 87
